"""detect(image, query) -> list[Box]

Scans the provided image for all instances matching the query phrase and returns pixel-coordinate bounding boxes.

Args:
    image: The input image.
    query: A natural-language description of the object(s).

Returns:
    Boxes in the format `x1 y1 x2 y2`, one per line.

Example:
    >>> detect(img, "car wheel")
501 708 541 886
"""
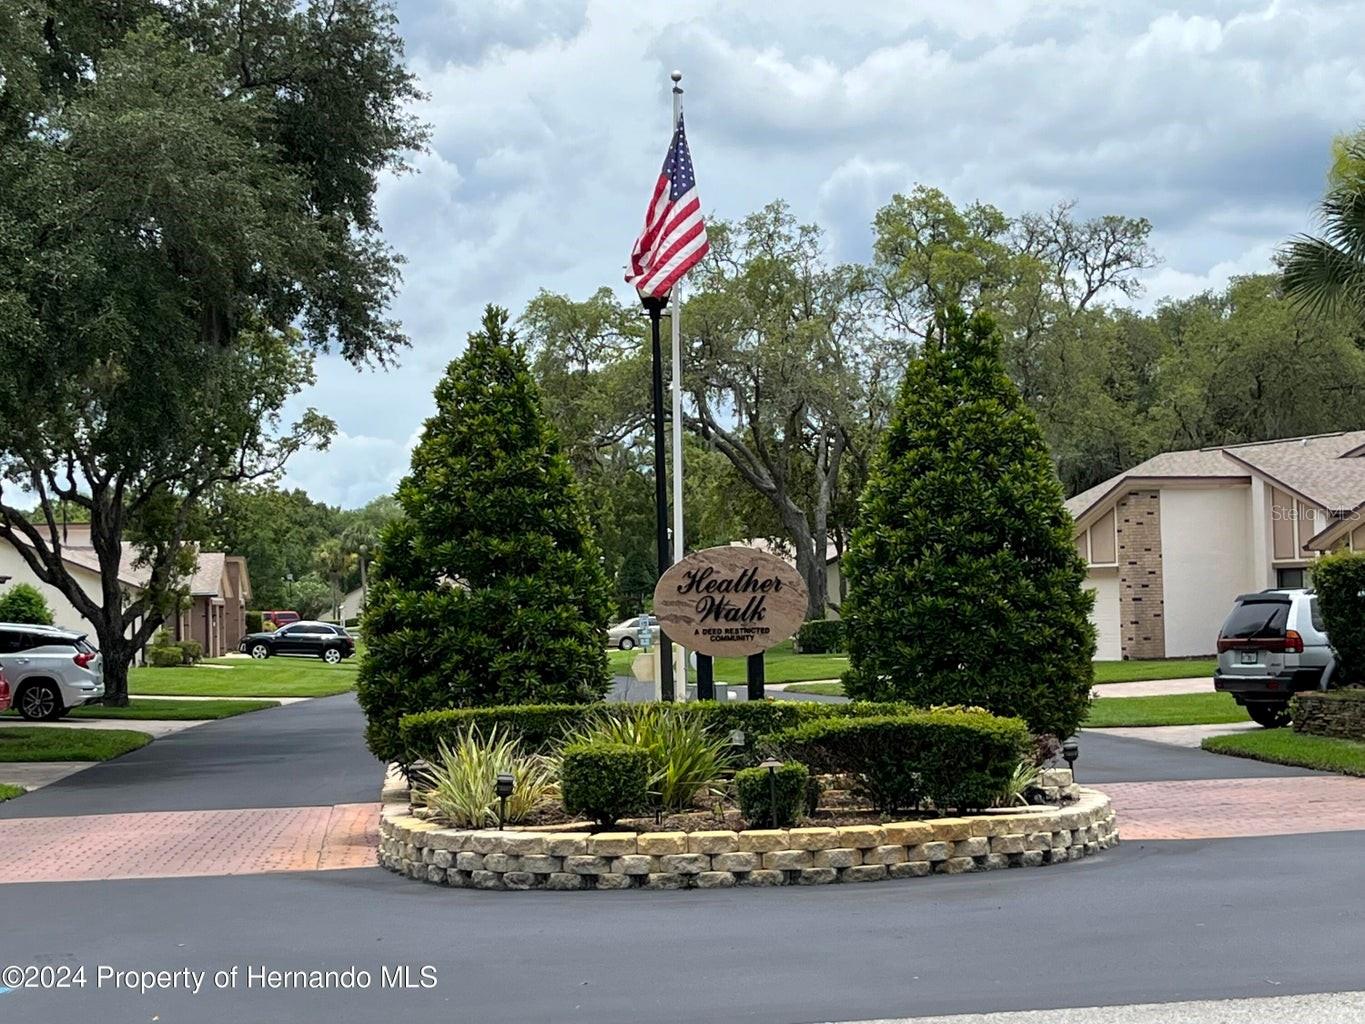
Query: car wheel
1246 702 1291 728
322 647 343 665
619 637 635 651
250 643 271 660
17 680 64 722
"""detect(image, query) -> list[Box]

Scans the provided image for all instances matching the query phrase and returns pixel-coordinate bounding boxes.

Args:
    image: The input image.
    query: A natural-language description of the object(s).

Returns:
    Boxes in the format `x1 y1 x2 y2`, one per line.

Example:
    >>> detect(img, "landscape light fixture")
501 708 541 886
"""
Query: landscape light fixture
729 730 746 749
759 757 784 828
495 773 515 831
1061 739 1079 782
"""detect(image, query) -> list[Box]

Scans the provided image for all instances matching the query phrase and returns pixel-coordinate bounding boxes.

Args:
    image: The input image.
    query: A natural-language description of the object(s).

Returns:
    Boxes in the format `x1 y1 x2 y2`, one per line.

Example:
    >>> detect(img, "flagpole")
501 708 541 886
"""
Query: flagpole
669 70 689 701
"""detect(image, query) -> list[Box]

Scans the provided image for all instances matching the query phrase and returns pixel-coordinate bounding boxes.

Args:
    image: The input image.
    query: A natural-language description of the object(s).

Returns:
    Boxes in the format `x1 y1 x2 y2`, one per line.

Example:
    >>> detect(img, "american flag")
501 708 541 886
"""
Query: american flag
626 113 709 298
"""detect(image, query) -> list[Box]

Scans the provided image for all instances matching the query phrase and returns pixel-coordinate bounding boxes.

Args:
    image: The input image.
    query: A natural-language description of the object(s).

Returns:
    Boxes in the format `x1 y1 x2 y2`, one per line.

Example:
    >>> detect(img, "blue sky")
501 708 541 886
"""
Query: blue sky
280 0 1365 507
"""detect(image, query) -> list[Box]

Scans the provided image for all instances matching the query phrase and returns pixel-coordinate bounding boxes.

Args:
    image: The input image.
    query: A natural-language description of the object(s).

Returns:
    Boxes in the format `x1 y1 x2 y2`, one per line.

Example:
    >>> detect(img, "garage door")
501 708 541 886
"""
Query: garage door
1088 573 1121 661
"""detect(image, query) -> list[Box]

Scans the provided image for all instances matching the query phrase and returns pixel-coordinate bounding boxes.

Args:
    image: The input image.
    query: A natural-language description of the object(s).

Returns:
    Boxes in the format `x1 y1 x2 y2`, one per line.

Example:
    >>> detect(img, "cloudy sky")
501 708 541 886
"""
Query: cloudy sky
280 0 1365 508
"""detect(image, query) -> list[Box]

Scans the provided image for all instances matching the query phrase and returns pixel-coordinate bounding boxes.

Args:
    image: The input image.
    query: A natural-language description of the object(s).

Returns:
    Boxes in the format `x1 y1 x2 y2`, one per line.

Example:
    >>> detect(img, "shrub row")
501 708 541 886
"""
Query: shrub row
795 619 846 654
767 708 1030 813
397 699 920 767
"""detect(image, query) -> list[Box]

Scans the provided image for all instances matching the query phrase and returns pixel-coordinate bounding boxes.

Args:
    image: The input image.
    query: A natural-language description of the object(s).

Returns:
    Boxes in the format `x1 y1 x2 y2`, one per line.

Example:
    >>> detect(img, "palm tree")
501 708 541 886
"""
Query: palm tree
1282 132 1365 317
313 539 356 623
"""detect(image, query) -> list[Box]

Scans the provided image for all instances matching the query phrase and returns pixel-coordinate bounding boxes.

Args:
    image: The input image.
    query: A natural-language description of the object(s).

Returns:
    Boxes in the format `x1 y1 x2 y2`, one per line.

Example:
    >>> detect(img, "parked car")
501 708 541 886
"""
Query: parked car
239 621 355 664
0 622 104 721
262 610 301 629
0 666 11 713
1214 588 1333 727
607 615 658 651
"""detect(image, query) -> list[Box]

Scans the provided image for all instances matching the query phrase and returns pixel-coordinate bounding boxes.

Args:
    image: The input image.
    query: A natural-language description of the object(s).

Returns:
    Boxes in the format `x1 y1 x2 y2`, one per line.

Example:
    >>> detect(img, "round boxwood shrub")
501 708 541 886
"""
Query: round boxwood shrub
769 708 1030 814
560 742 651 827
735 762 810 828
0 583 54 625
840 307 1094 740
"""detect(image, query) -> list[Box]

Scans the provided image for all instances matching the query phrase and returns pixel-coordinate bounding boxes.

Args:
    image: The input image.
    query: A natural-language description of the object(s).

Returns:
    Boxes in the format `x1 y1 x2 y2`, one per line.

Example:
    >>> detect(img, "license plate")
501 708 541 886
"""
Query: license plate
1239 651 1258 665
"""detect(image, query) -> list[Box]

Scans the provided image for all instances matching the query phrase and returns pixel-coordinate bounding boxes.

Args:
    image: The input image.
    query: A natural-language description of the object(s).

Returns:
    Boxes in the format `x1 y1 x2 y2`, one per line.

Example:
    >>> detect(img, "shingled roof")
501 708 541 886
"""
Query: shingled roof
1066 430 1365 524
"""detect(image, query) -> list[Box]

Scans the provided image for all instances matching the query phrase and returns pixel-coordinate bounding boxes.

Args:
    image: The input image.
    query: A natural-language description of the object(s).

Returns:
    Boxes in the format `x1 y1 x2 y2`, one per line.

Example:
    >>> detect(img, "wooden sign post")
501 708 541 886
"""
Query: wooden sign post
652 546 808 700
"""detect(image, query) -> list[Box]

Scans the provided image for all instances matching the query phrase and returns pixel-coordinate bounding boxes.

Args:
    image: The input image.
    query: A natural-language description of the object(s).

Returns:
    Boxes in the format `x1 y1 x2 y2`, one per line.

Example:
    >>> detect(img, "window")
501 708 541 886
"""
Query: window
1222 599 1289 640
1276 567 1307 589
1310 597 1325 632
0 629 27 655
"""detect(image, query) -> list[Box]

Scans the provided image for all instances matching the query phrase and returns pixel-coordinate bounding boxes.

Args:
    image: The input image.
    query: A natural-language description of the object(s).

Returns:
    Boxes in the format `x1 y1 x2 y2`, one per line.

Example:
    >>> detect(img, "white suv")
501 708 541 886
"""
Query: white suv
0 623 105 721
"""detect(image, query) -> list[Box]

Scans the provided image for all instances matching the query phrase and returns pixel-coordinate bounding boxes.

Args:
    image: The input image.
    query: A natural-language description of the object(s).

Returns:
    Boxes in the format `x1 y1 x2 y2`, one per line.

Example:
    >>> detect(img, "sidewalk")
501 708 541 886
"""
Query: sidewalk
1085 720 1258 749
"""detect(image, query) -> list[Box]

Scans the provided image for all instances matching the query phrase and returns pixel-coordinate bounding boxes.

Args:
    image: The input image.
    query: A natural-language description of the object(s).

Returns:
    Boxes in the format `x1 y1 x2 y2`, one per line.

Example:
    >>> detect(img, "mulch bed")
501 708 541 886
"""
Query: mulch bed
412 793 1068 834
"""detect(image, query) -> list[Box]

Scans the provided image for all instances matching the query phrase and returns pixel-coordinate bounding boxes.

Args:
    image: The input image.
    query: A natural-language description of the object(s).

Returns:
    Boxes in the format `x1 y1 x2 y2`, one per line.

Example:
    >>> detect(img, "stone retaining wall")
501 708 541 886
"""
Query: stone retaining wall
1292 690 1365 740
377 774 1118 891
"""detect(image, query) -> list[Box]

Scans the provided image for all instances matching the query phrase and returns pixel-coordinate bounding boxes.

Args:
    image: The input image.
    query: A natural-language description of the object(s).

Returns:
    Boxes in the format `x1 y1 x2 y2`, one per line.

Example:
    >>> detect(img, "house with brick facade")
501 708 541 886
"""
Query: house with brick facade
1066 430 1365 660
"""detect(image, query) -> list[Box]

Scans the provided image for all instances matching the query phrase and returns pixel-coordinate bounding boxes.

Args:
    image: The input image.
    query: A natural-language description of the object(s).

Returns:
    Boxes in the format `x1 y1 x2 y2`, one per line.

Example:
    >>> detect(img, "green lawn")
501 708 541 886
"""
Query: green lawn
1202 729 1365 777
3 698 279 722
1083 692 1246 727
1094 658 1216 683
131 657 357 698
0 783 24 801
783 681 844 696
611 640 848 685
783 657 1221 698
0 727 152 762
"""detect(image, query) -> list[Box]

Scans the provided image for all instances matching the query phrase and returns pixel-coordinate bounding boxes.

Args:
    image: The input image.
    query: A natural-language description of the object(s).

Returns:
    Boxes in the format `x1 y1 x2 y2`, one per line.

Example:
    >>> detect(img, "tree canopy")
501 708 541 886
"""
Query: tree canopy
357 307 613 763
0 2 424 700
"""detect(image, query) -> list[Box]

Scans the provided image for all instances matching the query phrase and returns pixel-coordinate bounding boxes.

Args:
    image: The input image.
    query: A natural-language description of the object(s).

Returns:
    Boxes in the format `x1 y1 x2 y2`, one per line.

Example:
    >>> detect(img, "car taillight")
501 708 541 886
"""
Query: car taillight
0 678 9 704
74 652 95 668
1284 630 1304 654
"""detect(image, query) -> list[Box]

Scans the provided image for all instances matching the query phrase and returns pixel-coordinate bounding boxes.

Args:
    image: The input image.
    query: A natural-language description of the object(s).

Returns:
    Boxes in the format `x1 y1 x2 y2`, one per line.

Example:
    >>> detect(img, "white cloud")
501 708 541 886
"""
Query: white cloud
288 0 1360 506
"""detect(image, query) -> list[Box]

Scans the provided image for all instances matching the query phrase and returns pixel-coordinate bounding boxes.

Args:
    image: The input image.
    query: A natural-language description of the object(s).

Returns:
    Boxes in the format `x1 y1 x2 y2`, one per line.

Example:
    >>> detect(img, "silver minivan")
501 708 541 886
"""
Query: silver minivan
0 623 105 720
1213 589 1333 727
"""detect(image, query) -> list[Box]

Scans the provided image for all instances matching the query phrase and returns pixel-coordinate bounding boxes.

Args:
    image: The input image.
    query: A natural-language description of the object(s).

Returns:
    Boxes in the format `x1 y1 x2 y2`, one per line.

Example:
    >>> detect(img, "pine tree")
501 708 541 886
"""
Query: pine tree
842 307 1094 739
357 307 613 762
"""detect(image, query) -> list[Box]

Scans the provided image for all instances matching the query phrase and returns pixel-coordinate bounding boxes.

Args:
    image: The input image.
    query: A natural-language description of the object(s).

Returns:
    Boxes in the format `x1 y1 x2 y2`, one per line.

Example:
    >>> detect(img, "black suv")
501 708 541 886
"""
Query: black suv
239 621 355 664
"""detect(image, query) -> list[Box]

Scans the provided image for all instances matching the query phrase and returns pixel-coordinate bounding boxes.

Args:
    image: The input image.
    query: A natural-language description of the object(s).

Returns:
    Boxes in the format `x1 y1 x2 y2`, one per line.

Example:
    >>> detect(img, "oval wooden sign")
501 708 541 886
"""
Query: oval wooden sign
652 545 809 658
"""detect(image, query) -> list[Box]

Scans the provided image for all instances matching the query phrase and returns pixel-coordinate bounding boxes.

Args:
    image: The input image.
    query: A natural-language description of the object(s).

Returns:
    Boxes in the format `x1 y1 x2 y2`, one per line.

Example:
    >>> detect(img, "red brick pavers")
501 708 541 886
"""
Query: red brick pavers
1105 777 1365 839
0 802 379 884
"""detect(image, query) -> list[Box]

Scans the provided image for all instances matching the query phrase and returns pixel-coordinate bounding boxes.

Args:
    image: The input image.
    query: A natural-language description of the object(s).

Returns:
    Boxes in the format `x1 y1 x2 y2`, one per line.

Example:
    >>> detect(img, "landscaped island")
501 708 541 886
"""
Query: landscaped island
377 700 1118 891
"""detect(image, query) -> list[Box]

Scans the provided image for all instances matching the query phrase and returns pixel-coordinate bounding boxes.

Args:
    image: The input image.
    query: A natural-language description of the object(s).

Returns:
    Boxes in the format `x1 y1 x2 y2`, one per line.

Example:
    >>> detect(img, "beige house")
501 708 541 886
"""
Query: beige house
0 524 250 659
1066 430 1365 660
167 553 252 658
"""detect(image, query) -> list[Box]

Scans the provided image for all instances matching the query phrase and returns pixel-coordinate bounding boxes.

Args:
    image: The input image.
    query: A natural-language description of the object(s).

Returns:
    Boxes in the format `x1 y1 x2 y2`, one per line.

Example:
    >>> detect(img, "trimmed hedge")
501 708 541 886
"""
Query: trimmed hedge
560 742 651 826
245 610 264 634
796 619 846 654
735 762 810 828
401 704 591 760
1311 551 1365 685
398 699 922 766
768 708 1030 813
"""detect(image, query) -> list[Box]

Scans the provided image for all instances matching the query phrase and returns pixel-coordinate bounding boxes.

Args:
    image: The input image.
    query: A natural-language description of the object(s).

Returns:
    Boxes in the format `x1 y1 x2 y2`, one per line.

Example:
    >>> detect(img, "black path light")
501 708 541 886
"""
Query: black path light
759 757 783 828
495 773 514 831
1061 739 1079 783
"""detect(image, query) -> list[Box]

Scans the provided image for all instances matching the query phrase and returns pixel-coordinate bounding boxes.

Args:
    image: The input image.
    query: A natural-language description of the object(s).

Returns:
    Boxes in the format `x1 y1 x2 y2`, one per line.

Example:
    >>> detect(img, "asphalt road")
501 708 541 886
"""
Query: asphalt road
2 829 1363 1024
1 684 1361 1024
0 693 379 818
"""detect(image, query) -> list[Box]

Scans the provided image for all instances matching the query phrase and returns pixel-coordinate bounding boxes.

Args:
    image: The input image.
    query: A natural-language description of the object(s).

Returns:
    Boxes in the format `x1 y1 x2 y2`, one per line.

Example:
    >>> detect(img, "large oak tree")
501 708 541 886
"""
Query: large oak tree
0 2 425 702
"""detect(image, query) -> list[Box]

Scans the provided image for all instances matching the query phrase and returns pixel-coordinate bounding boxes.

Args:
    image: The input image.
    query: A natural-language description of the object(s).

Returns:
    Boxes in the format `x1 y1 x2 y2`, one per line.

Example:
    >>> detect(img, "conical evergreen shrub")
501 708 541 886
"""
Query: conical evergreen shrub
841 307 1094 739
357 306 613 762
